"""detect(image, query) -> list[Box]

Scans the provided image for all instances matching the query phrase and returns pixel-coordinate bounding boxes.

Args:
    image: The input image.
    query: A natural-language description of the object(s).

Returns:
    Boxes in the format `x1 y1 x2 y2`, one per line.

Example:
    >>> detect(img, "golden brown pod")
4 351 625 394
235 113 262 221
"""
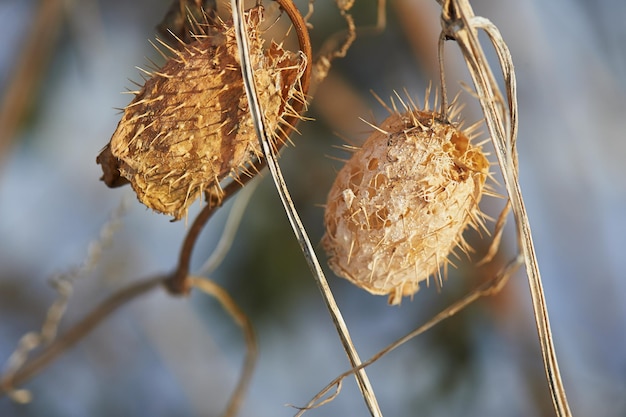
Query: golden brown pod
323 100 489 305
97 6 306 220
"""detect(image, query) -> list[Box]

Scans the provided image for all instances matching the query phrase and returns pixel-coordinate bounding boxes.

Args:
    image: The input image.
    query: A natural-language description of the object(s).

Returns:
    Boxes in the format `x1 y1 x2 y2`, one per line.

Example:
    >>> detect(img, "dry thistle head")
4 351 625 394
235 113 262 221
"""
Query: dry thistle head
323 93 490 305
97 6 307 220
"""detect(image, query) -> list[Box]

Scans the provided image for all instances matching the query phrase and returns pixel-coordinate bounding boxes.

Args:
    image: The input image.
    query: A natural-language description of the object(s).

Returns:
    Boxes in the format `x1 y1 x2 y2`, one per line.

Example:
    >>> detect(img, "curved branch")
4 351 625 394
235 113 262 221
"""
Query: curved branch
190 276 257 417
0 276 165 397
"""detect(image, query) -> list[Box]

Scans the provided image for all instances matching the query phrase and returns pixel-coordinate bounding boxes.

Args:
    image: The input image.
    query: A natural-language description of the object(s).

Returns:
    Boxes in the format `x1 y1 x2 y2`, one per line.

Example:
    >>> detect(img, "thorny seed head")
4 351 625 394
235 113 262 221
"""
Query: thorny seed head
323 93 490 305
97 6 307 220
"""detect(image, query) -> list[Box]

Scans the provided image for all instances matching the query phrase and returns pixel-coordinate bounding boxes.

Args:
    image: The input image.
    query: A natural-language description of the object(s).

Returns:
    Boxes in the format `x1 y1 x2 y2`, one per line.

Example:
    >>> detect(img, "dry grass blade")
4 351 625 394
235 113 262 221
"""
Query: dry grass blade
229 1 381 415
438 0 572 415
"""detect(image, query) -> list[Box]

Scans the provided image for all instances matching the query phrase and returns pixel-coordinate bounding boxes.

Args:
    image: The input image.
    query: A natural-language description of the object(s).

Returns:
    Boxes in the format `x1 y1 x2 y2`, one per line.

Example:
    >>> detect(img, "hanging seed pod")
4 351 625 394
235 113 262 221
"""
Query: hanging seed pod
323 97 490 305
97 6 308 220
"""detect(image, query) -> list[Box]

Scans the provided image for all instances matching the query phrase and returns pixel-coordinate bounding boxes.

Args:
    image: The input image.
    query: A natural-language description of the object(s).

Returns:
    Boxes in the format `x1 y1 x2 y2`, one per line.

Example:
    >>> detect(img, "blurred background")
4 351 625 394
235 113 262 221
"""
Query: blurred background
0 0 625 416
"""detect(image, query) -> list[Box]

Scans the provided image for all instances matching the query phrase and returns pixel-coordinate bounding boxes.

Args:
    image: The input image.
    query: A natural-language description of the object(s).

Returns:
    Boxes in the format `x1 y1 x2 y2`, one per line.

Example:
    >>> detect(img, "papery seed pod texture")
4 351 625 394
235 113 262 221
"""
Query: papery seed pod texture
323 102 490 305
97 7 306 220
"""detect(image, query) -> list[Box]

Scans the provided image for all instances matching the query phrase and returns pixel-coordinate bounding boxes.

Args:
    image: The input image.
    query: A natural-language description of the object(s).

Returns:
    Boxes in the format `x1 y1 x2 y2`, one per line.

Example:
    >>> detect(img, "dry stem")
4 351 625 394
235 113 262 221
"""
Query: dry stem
297 254 522 415
0 276 166 398
230 0 381 415
1 0 313 409
0 132 251 403
437 0 572 415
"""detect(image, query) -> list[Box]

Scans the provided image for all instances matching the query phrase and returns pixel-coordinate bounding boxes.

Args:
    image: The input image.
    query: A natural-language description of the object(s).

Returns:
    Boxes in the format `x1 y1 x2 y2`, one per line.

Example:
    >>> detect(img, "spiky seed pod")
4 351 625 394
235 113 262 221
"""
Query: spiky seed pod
322 98 490 305
97 6 307 220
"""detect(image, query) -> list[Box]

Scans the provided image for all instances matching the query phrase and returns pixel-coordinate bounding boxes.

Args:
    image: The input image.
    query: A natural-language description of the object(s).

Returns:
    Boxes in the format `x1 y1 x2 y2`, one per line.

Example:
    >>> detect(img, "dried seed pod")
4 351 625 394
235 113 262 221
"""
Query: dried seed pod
323 97 490 305
97 6 307 220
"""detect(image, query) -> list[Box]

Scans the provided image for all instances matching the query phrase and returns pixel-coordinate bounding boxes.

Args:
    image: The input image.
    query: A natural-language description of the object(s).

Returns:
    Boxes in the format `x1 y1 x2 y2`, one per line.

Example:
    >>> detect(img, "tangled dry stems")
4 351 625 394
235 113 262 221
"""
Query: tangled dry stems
1 1 573 417
1 2 312 415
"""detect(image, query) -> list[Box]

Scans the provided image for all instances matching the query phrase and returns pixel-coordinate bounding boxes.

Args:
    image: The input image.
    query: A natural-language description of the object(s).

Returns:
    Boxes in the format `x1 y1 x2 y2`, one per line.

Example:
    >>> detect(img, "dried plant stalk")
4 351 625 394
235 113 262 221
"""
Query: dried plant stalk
298 253 522 416
437 0 572 415
0 187 258 408
309 0 571 415
230 0 381 415
0 276 166 398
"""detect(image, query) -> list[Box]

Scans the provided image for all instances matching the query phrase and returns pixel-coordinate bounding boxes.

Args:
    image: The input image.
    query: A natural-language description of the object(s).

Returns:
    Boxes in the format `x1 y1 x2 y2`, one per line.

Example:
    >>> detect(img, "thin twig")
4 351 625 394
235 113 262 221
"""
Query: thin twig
274 0 312 141
190 276 257 417
0 276 165 398
167 196 222 295
230 1 382 415
0 200 126 403
296 255 523 416
166 164 265 295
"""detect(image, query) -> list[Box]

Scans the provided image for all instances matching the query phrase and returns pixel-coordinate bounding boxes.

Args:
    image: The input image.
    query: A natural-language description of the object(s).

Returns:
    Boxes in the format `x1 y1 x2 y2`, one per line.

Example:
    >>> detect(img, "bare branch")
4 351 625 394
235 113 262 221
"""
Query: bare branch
0 276 165 398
